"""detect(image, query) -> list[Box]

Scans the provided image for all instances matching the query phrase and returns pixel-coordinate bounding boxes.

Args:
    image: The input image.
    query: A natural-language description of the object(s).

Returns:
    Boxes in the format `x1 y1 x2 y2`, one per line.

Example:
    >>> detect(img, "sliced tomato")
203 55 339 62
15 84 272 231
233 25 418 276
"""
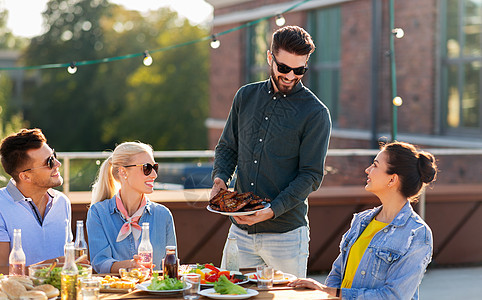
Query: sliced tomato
206 273 218 282
218 271 230 278
204 264 220 273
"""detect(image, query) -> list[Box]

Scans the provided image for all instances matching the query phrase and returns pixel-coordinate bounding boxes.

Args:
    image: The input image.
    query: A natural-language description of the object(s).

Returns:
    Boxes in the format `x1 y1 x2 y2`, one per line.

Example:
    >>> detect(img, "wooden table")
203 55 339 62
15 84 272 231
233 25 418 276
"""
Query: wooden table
99 282 336 299
97 268 336 300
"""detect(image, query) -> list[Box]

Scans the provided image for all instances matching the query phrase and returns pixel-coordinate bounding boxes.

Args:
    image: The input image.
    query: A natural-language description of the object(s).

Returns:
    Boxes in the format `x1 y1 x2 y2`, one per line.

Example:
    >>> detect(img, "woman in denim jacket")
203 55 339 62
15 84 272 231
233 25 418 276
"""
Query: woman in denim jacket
87 142 176 274
289 141 437 299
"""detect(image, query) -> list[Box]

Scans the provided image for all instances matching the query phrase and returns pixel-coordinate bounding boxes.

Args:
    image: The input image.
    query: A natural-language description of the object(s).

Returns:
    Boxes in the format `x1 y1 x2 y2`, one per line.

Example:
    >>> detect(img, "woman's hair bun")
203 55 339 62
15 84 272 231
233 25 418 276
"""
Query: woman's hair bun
417 152 437 183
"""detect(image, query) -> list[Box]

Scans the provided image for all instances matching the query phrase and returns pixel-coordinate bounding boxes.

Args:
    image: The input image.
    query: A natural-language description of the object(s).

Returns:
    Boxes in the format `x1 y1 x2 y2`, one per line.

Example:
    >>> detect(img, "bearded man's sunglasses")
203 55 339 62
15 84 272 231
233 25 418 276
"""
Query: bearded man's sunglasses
271 52 308 75
123 163 159 176
22 150 57 172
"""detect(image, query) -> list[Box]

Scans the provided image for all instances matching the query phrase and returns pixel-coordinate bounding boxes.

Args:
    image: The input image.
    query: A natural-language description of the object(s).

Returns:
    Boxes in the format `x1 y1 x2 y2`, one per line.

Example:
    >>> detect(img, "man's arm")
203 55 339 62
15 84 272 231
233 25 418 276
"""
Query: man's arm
211 89 243 196
0 242 10 266
269 107 331 219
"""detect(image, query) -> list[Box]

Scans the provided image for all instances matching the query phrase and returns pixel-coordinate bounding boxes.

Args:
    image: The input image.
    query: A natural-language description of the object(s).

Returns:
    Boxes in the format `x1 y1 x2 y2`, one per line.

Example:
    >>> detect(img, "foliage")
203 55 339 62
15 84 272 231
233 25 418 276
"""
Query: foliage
20 0 210 152
0 9 29 49
0 74 27 187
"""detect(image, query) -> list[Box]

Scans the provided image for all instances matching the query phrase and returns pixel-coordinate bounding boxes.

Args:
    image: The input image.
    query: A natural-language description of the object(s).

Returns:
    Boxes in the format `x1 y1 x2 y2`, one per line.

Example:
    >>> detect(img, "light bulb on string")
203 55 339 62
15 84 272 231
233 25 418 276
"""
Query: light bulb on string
67 62 77 74
210 35 220 49
143 51 153 66
392 28 404 39
393 96 403 106
275 14 286 27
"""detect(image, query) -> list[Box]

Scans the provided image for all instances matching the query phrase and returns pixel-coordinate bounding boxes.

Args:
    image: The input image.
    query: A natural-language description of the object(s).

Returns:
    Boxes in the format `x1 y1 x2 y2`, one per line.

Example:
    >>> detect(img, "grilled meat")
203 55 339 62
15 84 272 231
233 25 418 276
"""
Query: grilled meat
209 190 270 213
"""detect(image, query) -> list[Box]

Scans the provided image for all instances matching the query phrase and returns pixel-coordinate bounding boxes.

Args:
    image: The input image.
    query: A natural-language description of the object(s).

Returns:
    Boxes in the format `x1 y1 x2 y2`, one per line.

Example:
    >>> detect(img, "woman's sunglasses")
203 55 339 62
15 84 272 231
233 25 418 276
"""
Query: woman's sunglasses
124 163 159 176
22 150 57 172
271 52 308 76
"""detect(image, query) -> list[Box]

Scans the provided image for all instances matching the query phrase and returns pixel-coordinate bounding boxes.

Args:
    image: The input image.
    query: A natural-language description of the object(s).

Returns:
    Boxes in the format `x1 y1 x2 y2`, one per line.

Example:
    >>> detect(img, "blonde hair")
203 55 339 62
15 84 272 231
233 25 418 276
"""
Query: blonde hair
91 142 154 204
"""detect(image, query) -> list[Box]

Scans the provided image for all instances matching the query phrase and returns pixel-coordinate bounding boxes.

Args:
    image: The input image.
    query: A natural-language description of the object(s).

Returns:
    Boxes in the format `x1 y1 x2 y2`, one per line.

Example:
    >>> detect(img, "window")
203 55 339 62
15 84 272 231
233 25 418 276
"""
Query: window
307 6 341 123
245 20 271 83
441 0 482 135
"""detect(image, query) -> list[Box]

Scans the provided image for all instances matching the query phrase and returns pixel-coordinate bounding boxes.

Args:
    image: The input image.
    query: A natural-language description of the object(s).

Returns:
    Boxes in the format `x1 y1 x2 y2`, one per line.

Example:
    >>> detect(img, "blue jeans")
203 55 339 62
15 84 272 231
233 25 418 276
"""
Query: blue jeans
222 224 309 278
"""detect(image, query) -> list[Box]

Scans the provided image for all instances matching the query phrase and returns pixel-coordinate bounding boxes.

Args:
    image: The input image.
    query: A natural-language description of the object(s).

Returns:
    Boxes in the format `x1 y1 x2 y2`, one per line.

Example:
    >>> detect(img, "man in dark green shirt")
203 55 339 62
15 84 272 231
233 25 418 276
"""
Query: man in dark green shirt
211 26 331 278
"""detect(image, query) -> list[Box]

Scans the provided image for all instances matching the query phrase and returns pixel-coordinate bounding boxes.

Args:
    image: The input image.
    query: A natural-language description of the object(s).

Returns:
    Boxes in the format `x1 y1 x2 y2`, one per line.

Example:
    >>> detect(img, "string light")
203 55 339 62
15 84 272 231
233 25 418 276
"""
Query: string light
393 96 403 106
67 62 77 74
392 28 404 39
0 0 313 71
275 14 286 27
143 51 153 66
210 35 220 49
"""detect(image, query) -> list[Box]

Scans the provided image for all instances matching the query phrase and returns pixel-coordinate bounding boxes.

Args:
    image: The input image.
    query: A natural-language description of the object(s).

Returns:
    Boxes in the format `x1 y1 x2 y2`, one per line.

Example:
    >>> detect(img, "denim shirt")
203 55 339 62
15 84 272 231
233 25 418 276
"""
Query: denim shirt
325 202 433 300
213 79 331 233
86 195 177 274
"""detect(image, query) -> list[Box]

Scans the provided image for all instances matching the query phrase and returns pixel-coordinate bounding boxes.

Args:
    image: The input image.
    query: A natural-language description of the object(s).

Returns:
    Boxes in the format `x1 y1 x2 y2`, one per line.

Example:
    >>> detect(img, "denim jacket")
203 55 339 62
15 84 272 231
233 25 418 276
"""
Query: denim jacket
325 202 433 300
86 196 177 273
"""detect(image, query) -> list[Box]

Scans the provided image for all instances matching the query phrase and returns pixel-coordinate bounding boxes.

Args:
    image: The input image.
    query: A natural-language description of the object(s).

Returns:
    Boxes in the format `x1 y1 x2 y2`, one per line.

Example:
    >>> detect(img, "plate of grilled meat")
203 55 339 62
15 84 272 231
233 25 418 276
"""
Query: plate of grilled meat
207 190 271 216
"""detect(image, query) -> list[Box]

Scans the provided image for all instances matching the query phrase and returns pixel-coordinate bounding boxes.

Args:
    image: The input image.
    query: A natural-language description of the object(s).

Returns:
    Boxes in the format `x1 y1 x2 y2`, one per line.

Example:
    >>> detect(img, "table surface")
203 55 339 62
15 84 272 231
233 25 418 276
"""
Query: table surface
99 282 336 299
97 268 336 300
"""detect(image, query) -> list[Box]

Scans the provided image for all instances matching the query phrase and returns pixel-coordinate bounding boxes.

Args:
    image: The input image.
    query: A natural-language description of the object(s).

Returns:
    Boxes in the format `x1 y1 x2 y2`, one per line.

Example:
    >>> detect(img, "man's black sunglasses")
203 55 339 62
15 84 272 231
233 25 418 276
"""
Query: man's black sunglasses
271 52 308 75
22 150 57 172
124 163 159 176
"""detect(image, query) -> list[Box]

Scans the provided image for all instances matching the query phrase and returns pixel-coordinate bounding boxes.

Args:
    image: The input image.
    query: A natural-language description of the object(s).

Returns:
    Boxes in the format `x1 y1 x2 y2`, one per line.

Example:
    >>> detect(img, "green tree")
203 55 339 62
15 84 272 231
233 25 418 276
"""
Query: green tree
0 9 28 49
22 0 111 151
21 0 209 151
104 12 210 150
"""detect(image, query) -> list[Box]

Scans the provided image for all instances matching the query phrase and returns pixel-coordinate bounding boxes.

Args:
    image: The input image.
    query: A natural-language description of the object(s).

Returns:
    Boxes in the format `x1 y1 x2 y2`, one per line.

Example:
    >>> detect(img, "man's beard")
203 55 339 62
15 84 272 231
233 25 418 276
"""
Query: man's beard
270 64 301 94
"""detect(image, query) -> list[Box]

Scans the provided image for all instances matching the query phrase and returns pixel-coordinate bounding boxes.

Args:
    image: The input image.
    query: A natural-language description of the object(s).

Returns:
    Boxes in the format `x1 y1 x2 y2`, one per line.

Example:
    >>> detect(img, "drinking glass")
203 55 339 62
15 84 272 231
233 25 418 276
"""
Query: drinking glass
182 273 201 300
256 265 274 290
80 277 101 300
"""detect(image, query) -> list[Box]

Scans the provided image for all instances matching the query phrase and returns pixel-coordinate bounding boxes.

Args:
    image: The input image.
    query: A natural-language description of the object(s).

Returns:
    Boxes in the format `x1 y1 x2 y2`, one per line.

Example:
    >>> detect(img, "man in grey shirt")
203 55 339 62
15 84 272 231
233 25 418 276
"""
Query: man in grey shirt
211 26 331 277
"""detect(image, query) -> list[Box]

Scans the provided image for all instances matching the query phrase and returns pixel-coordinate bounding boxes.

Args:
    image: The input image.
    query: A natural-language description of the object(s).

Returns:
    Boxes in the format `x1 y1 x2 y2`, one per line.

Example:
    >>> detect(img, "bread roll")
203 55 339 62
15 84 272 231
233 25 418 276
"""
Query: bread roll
31 285 59 299
0 278 27 300
9 277 34 290
0 291 9 300
273 270 284 280
19 291 47 300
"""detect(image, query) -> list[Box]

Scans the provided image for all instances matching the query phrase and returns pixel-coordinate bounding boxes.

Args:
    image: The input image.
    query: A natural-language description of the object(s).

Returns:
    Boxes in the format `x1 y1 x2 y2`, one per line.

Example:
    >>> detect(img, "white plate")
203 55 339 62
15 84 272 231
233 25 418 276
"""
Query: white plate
206 203 271 216
198 288 258 299
201 278 249 288
135 281 190 294
245 272 297 284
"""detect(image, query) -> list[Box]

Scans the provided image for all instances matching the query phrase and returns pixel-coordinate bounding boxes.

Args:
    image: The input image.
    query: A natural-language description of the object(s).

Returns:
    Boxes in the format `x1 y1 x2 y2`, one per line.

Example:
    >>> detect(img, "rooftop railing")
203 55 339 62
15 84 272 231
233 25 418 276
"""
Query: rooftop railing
57 148 482 219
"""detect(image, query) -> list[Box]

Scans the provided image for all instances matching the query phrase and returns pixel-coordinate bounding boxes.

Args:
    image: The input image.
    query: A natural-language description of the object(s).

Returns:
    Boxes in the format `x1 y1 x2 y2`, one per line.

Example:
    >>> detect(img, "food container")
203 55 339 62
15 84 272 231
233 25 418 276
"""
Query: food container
28 263 92 289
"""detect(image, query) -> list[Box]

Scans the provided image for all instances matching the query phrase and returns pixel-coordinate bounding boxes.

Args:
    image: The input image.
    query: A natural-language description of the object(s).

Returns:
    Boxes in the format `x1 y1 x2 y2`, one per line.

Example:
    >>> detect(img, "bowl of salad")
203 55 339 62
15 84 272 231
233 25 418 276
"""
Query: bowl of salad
29 263 92 289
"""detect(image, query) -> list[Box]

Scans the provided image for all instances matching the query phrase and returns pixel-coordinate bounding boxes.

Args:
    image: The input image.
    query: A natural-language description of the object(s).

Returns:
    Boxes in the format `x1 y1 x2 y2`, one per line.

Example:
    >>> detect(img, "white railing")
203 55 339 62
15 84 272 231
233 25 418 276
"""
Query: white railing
57 148 482 219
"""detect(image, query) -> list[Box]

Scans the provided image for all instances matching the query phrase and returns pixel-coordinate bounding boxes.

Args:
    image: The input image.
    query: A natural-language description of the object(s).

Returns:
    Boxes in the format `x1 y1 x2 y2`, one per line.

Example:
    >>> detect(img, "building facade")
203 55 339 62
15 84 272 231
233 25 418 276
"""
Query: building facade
205 0 482 271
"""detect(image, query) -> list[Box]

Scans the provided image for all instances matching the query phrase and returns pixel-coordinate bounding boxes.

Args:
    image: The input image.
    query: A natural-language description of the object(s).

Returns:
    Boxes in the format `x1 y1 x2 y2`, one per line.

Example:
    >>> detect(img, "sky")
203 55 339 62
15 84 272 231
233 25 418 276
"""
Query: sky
1 0 213 38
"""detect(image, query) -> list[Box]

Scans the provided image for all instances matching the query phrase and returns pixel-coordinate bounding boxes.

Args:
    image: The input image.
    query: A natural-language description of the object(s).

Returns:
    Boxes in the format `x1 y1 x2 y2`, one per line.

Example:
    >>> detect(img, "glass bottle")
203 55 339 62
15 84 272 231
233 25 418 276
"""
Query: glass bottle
74 220 88 260
61 242 78 300
9 228 26 276
222 236 239 272
137 223 153 272
162 246 178 279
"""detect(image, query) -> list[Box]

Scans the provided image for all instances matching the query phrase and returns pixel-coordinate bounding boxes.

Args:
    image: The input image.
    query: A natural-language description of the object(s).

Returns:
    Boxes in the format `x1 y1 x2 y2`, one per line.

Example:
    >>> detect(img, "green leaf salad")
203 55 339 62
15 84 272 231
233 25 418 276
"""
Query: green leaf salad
214 275 247 295
147 274 183 290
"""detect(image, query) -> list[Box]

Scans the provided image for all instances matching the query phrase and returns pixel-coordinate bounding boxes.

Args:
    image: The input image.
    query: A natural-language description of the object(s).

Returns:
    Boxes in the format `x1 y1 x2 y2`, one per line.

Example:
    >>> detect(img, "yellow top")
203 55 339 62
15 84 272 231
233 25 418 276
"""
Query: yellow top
341 219 388 288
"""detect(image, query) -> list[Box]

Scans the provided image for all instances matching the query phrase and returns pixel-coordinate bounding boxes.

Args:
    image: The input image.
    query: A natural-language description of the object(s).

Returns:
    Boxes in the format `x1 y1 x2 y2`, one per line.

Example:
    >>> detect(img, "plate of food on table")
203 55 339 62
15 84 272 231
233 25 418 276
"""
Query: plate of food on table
135 273 189 295
179 264 248 287
207 190 271 216
198 275 258 299
245 269 297 285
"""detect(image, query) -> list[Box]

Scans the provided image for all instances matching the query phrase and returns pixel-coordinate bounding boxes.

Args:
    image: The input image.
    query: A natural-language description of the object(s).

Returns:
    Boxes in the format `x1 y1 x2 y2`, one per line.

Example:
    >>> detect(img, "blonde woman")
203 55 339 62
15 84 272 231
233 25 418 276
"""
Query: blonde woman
86 142 176 274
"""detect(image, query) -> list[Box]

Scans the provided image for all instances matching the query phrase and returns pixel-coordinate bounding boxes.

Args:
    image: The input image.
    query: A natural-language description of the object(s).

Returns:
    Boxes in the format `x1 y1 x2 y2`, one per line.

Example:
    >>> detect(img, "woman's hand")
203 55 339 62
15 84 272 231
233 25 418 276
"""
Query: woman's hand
288 278 340 297
288 278 325 290
111 257 143 273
